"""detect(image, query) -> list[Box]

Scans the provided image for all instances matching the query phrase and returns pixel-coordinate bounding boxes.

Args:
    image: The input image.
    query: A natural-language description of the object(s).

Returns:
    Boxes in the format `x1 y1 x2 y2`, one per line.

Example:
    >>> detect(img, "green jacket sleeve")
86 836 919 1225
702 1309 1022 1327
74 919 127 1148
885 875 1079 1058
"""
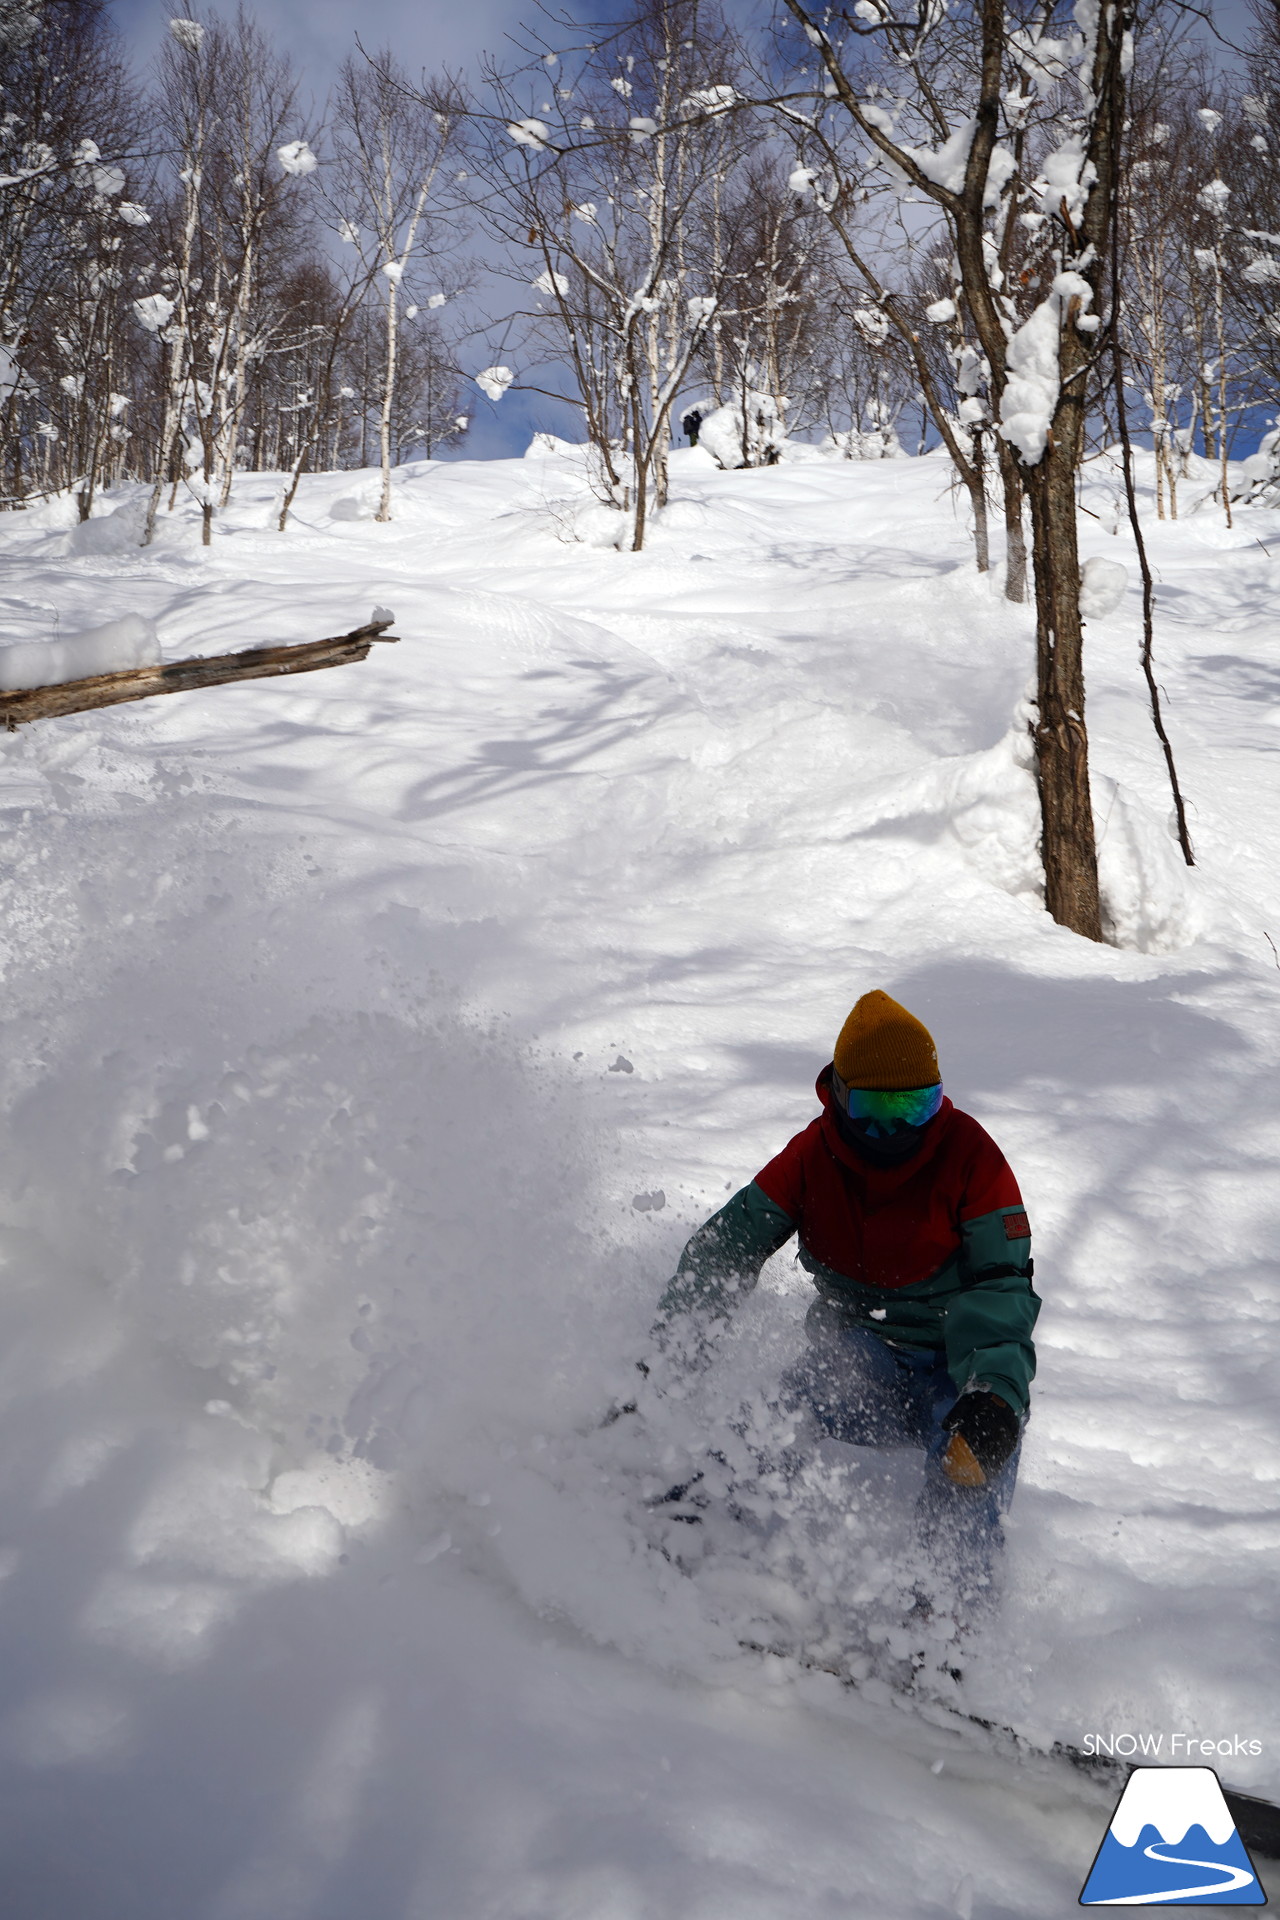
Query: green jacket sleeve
654 1181 796 1332
944 1206 1040 1415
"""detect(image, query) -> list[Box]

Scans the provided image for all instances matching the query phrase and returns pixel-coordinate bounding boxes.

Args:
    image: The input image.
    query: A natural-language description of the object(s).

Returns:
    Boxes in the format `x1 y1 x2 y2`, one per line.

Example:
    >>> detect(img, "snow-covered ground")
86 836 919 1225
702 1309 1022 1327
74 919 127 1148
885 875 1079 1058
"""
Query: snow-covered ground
0 443 1277 1916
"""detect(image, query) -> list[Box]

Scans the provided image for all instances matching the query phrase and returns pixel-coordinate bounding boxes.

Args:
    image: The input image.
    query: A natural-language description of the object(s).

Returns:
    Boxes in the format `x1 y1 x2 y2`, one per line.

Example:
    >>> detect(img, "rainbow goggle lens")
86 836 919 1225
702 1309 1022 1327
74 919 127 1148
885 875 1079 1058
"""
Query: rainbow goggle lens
831 1068 944 1132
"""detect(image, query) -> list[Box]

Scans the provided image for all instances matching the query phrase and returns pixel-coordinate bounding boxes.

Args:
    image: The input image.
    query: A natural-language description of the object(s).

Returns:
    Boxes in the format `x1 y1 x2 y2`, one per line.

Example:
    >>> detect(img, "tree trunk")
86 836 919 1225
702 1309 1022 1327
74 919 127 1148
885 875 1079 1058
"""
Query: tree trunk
996 439 1027 602
377 278 397 522
630 375 647 552
142 361 185 548
1023 451 1103 941
970 429 989 572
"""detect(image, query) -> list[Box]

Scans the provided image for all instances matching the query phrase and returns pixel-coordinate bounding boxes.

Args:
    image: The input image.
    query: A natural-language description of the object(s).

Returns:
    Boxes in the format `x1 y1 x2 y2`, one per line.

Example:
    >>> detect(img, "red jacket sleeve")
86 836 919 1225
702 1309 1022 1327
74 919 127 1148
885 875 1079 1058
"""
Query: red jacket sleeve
957 1122 1023 1223
753 1120 820 1222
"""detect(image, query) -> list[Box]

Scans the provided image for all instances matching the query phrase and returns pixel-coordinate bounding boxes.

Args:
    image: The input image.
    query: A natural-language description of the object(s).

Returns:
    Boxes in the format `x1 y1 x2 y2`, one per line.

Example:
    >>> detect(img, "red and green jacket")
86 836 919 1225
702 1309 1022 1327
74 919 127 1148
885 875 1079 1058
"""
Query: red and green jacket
657 1066 1039 1414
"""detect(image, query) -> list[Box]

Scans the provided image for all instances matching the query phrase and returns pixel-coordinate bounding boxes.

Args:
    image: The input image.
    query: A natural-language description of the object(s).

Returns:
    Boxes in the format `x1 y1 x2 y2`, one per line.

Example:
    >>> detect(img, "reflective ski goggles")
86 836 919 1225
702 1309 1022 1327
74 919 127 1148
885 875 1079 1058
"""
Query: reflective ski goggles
831 1067 944 1132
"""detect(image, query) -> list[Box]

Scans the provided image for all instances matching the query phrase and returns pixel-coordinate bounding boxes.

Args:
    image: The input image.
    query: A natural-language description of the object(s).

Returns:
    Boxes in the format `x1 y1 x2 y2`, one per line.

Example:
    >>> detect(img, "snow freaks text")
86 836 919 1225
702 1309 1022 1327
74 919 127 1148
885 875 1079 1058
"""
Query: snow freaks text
1083 1734 1264 1760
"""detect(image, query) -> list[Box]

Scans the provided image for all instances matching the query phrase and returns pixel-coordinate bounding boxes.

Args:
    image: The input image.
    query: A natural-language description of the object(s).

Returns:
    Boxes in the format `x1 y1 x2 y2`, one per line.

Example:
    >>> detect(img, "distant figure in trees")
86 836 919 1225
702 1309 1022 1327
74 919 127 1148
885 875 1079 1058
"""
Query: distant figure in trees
681 404 707 448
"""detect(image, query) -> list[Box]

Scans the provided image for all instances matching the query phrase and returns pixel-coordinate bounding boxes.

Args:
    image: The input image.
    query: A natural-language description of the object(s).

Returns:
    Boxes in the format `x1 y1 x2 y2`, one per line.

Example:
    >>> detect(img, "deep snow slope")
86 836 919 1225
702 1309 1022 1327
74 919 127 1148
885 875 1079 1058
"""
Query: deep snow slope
0 444 1276 1918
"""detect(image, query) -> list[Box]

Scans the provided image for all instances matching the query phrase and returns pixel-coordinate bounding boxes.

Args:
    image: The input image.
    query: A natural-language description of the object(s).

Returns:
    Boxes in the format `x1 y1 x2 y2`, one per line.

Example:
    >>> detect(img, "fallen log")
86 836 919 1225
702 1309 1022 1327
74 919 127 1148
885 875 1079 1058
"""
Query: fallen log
0 617 399 730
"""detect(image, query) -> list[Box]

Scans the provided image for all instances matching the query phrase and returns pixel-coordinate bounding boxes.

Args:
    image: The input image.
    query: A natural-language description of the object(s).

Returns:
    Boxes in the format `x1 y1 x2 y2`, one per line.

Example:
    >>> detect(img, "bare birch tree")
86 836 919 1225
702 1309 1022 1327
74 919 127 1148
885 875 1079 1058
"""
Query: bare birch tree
330 53 462 522
475 0 748 548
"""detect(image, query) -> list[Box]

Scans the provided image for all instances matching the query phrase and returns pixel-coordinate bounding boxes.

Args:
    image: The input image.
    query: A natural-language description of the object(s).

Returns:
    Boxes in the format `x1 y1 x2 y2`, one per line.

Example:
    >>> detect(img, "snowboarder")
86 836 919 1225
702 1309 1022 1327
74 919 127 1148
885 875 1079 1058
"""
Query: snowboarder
650 989 1039 1592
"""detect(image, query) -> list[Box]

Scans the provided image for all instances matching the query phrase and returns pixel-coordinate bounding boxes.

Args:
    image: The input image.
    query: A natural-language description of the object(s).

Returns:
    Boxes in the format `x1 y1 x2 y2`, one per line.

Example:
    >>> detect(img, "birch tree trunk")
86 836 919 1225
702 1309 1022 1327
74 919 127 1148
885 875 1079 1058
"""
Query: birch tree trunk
143 28 207 548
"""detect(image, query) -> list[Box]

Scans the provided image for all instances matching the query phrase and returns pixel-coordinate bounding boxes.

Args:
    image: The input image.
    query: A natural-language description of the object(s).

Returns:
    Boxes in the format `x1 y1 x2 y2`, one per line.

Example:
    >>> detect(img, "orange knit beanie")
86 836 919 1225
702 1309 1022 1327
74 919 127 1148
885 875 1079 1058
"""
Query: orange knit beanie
833 990 940 1090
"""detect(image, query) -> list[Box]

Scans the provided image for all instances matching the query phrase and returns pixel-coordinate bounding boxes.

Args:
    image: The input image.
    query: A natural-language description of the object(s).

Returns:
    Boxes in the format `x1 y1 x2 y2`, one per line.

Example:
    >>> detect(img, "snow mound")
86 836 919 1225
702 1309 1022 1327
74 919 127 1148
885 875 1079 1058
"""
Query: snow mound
565 502 629 548
850 721 1043 909
1080 556 1129 619
65 498 148 553
1094 774 1206 951
0 613 160 690
697 393 786 470
650 498 712 532
12 490 83 531
329 487 380 522
523 432 581 460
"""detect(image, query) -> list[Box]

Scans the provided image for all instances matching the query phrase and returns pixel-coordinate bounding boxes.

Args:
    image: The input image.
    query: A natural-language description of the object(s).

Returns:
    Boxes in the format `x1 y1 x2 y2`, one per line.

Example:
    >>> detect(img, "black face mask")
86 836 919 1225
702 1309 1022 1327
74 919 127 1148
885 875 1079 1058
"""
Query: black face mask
832 1103 933 1163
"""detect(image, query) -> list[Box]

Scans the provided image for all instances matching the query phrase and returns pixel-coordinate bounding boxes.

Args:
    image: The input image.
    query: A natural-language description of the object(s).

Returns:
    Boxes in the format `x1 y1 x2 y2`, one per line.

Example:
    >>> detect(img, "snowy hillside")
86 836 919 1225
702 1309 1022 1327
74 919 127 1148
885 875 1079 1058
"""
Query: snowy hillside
0 443 1277 1916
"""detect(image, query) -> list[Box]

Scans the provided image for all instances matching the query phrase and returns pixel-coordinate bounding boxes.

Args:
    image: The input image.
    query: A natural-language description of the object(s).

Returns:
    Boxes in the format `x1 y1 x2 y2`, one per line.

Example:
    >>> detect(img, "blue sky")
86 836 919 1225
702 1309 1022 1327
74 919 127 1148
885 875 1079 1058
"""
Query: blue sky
105 0 1259 103
106 0 529 91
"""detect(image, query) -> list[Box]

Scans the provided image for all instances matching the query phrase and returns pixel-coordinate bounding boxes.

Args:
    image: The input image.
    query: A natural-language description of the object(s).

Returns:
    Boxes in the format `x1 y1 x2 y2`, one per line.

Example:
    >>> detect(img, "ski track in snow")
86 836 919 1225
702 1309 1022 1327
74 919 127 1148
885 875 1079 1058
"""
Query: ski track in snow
0 444 1276 1915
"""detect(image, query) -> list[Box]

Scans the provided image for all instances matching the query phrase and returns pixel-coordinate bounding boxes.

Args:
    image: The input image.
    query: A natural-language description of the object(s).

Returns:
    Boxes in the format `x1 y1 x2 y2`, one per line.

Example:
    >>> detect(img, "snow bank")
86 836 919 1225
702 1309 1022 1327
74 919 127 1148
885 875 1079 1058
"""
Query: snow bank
1094 773 1206 951
522 431 582 460
846 719 1044 909
328 486 380 522
64 496 149 554
0 612 160 690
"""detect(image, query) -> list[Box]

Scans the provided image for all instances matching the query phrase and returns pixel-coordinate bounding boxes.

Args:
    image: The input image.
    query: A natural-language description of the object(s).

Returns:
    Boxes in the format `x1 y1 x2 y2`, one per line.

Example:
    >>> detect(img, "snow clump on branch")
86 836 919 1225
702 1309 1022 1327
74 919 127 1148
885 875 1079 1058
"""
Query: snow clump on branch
507 119 550 152
277 140 317 178
999 272 1094 464
133 293 175 333
883 112 1018 210
168 17 204 51
680 85 736 118
475 366 514 402
1007 23 1083 95
1031 133 1096 223
901 118 975 194
853 307 889 344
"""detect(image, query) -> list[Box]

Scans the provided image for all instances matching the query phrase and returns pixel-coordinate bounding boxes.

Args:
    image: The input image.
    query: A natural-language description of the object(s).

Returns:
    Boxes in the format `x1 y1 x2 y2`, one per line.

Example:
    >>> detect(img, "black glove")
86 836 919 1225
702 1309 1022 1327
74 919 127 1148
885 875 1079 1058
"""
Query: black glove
941 1390 1020 1487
